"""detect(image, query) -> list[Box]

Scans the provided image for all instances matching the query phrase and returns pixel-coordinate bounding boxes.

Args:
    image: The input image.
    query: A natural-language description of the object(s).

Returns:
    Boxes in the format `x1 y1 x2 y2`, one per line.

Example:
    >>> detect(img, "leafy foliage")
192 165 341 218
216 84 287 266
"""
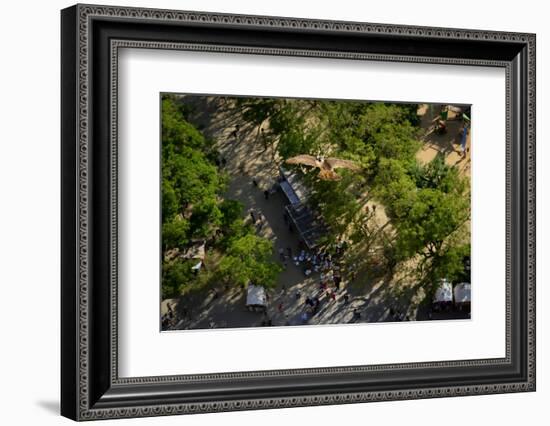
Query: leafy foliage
217 234 282 289
162 218 190 251
161 96 280 298
161 94 471 304
240 97 471 294
374 152 470 286
428 243 471 288
162 260 195 299
217 199 254 248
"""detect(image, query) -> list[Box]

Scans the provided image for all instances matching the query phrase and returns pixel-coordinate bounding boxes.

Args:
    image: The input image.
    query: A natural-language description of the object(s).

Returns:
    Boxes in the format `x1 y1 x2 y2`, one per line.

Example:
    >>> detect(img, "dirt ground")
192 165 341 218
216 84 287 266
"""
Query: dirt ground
416 103 471 176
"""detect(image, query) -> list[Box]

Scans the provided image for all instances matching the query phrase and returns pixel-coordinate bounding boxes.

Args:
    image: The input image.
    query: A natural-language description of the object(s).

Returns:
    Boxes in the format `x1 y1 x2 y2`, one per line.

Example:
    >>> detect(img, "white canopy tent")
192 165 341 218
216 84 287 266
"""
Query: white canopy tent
433 279 453 303
454 282 471 304
246 284 267 308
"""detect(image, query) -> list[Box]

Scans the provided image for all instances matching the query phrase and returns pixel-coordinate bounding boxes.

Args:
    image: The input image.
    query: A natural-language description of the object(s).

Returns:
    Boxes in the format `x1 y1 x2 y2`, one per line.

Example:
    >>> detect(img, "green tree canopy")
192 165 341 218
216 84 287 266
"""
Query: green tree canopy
161 95 281 298
162 217 190 252
239 97 470 293
218 234 282 289
374 152 470 286
162 260 195 299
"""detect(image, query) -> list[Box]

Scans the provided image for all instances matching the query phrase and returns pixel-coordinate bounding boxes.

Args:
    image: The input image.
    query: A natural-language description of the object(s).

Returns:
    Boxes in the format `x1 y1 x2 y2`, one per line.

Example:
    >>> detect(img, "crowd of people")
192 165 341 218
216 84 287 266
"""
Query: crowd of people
263 237 361 326
245 172 362 327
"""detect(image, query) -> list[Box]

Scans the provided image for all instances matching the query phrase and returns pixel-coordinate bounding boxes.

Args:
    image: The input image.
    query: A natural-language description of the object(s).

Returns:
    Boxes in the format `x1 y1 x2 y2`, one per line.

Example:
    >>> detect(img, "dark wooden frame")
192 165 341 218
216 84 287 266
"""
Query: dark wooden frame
61 3 536 421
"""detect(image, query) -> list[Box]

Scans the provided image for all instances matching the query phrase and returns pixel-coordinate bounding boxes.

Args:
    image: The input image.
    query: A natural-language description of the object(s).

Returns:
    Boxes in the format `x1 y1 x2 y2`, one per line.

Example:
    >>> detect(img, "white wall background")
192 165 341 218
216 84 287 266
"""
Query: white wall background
0 0 546 424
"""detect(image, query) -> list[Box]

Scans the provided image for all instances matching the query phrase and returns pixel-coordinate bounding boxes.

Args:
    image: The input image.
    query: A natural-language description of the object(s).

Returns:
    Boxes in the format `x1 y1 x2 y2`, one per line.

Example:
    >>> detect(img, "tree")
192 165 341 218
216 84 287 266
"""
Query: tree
362 103 421 164
189 199 223 239
308 172 363 240
163 147 224 211
393 187 469 261
161 95 285 298
374 153 470 286
428 243 471 288
219 199 244 229
162 260 195 298
222 96 471 298
217 234 282 289
161 95 227 245
162 218 190 252
161 95 227 298
162 180 179 221
162 95 210 151
238 98 430 268
216 199 253 248
373 158 417 219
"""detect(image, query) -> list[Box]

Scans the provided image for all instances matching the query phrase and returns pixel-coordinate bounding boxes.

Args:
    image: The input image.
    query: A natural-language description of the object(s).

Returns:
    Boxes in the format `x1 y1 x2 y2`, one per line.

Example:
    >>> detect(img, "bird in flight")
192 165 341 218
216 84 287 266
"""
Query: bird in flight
285 155 360 181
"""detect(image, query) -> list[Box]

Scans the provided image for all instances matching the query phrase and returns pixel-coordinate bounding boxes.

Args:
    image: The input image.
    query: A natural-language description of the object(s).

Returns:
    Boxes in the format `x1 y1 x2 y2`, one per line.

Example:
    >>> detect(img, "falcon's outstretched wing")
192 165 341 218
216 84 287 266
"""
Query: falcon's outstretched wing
325 157 360 170
285 155 320 168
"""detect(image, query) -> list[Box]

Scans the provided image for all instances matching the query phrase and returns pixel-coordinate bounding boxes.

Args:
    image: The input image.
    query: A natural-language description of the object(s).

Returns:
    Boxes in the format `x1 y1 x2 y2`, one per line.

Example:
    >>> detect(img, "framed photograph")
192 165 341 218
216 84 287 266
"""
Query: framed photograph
61 4 536 421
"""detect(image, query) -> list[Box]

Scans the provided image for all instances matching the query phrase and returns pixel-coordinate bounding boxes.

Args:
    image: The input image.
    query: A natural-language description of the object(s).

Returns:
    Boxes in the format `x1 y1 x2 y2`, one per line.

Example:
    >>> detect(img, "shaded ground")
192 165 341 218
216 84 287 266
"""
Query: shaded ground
163 99 470 330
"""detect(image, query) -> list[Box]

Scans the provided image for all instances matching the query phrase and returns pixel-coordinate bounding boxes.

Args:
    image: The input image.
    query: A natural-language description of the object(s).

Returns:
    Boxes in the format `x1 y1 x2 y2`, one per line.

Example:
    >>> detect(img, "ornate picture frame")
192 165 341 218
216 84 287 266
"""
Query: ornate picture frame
61 4 535 421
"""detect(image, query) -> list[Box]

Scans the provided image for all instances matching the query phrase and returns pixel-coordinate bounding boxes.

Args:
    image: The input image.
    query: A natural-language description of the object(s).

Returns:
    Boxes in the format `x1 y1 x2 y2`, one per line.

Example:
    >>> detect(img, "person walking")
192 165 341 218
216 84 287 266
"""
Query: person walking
260 127 269 152
231 124 240 142
263 189 269 200
249 210 256 223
